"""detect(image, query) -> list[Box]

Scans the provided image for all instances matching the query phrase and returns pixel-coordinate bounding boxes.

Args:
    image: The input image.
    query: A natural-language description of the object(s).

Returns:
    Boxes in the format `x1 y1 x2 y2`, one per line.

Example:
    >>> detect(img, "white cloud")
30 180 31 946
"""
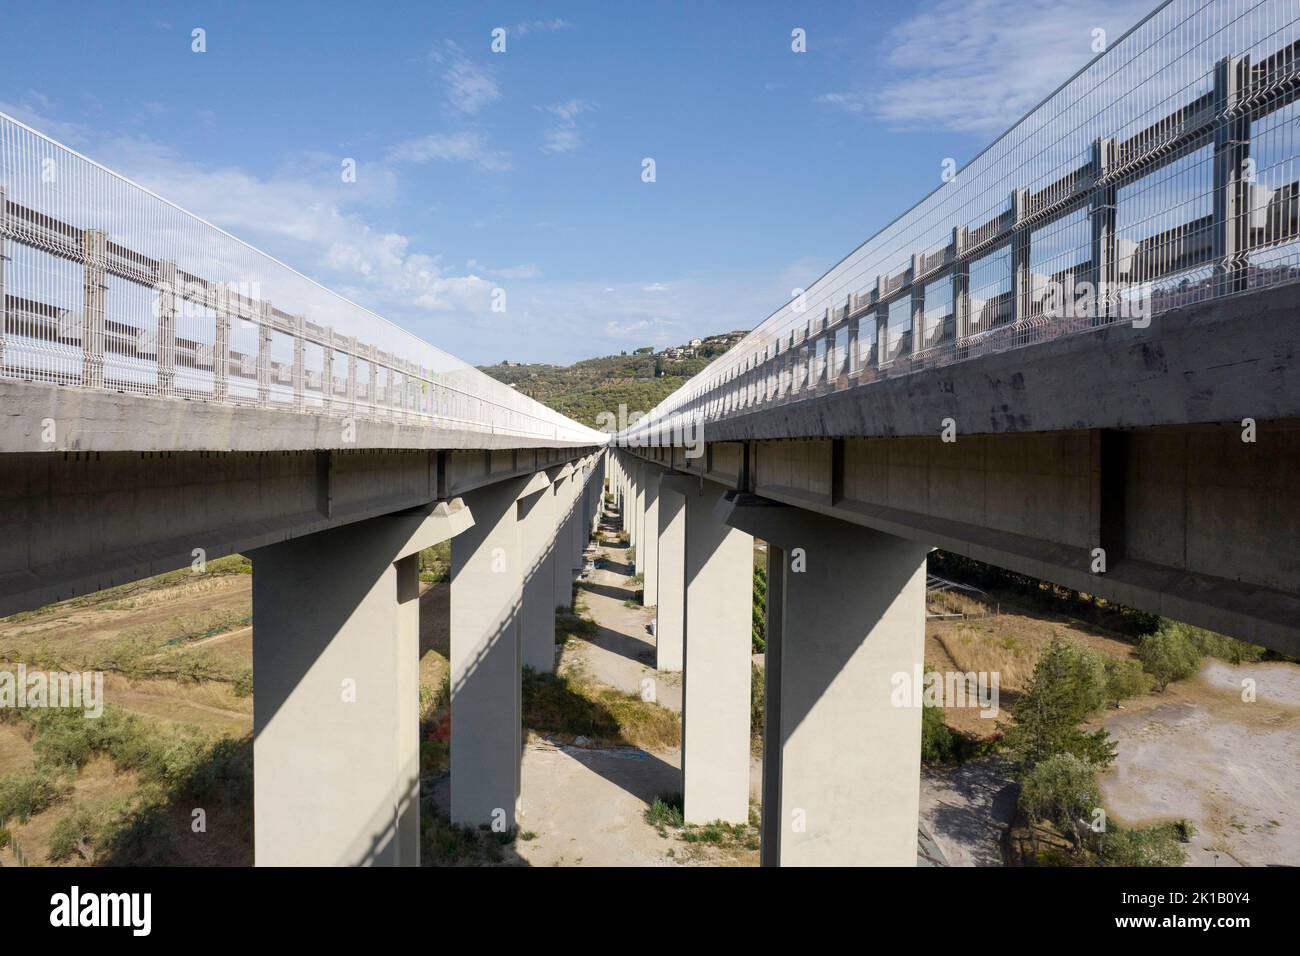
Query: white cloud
429 41 500 116
387 131 510 171
538 98 594 154
512 18 574 38
819 0 1152 133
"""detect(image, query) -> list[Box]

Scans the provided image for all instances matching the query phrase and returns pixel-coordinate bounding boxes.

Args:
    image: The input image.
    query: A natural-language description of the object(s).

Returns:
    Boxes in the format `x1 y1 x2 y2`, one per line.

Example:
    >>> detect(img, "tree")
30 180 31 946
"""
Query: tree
1136 622 1203 690
1002 638 1116 770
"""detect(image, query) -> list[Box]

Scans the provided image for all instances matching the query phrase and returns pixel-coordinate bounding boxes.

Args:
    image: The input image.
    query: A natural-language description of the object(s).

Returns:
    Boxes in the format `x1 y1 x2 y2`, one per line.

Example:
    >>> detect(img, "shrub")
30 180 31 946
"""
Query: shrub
1103 657 1153 707
48 806 103 863
1018 753 1101 846
1099 821 1191 866
921 699 955 764
0 768 69 822
1136 622 1204 690
751 564 767 653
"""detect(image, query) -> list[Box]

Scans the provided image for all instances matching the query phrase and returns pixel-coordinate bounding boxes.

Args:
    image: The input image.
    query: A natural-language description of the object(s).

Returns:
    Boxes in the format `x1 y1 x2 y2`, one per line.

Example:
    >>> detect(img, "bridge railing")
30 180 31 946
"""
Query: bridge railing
0 113 604 446
619 0 1300 444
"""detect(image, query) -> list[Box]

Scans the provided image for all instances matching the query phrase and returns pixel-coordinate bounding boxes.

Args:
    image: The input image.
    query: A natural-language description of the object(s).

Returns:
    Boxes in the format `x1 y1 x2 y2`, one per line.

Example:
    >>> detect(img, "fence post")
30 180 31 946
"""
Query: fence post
0 185 7 372
1011 188 1031 324
910 252 926 356
346 339 357 415
214 283 230 403
1090 137 1117 323
951 226 970 347
292 315 305 412
81 228 107 388
322 331 334 416
1213 54 1251 297
156 260 177 396
257 301 273 406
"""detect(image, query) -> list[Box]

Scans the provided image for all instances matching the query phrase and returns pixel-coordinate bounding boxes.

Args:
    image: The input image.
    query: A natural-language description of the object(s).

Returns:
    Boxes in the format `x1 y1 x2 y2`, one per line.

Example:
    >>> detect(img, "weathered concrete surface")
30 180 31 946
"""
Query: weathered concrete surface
0 442 595 618
251 501 469 866
450 478 527 828
671 474 751 825
0 377 599 453
624 419 1300 656
726 497 927 866
693 282 1300 442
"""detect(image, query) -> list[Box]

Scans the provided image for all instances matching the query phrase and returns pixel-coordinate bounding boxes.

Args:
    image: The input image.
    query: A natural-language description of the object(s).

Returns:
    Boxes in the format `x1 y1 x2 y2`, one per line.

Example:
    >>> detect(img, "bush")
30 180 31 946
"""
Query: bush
48 806 103 863
1018 753 1101 846
1103 657 1153 707
751 564 767 653
921 700 955 764
1099 821 1191 866
0 768 69 822
1136 622 1204 690
750 662 764 747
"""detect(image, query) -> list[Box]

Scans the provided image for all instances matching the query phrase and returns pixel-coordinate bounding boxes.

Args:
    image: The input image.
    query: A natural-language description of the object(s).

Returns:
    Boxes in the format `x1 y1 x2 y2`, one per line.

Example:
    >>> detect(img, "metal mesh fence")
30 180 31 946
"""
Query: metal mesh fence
619 0 1300 443
0 113 604 446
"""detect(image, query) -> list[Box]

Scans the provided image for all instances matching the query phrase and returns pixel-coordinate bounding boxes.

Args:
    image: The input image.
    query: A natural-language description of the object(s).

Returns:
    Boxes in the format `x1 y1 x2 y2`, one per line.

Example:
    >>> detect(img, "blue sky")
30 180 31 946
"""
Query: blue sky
1 0 1153 365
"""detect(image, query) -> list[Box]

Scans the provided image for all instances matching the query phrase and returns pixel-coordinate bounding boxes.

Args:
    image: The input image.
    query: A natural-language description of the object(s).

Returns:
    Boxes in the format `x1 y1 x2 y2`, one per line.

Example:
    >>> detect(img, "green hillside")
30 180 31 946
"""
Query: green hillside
479 351 712 429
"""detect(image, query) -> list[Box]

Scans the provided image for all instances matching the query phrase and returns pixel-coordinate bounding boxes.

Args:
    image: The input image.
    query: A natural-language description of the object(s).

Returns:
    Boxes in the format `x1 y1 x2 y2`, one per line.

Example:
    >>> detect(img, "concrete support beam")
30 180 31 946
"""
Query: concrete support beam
723 494 928 866
655 482 686 672
251 500 471 866
665 474 751 825
451 478 528 828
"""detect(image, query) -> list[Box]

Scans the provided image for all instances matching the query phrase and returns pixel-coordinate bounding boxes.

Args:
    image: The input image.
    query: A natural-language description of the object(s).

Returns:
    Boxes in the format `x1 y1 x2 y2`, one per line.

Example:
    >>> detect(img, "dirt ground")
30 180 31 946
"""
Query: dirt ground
1098 660 1300 867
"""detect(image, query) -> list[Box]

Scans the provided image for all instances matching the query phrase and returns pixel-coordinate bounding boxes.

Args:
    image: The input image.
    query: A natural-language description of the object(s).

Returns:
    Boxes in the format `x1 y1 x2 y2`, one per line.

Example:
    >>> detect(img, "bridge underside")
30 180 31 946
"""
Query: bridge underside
634 419 1300 657
0 414 596 616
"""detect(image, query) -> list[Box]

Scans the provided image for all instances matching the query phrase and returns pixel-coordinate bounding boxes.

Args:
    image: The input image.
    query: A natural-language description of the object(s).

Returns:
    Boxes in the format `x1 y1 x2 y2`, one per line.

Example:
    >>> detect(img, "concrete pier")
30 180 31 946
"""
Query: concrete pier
520 474 558 673
251 501 470 866
724 495 928 866
450 478 530 829
669 475 752 825
654 483 686 672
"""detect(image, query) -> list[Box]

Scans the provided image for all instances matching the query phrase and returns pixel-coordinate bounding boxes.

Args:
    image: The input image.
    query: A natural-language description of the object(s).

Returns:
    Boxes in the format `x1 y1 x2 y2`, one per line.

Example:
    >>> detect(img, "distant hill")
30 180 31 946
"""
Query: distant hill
479 332 747 429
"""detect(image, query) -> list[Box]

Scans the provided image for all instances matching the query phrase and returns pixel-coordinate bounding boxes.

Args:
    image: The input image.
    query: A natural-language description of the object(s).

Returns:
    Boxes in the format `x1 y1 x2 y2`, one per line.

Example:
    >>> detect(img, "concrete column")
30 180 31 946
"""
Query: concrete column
571 464 587 570
633 464 646 561
520 476 557 673
642 468 659 607
551 472 574 612
723 495 928 867
655 483 686 672
451 477 529 828
251 501 470 866
668 475 752 825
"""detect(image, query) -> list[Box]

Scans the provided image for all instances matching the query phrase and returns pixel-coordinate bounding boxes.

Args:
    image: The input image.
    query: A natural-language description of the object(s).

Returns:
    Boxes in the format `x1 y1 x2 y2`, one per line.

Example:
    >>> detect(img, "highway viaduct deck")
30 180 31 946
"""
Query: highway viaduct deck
608 281 1300 868
0 382 605 865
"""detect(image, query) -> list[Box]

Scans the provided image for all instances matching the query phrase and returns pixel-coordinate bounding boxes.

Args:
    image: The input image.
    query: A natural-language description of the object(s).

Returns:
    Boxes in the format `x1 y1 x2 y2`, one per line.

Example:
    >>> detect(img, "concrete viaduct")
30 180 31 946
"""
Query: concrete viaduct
0 377 606 865
5 0 1300 868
